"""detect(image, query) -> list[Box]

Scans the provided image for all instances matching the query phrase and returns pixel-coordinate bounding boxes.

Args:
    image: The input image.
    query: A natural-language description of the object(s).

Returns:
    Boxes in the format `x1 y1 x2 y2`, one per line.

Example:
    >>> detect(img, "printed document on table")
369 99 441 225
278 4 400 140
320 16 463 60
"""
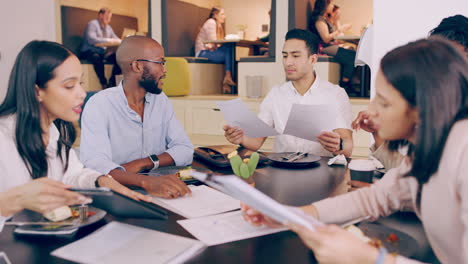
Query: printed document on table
51 221 206 264
283 104 339 142
217 99 279 138
177 211 287 246
189 171 323 232
151 185 240 219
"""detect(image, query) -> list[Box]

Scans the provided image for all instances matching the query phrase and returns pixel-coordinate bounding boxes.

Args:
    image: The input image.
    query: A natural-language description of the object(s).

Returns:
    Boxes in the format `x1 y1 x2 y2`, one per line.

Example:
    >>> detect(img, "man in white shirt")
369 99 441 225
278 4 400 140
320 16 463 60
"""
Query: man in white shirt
224 29 353 157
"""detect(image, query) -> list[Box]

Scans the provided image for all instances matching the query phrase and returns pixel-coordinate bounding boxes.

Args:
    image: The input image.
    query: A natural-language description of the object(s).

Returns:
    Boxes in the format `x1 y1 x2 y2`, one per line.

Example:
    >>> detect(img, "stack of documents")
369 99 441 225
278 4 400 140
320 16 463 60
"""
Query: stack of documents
151 185 240 218
51 221 206 264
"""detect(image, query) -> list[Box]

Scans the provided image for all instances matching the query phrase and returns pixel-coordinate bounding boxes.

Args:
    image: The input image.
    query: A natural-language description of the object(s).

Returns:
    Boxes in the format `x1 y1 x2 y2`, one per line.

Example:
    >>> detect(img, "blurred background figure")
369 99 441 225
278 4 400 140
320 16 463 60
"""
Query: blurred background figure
326 5 355 50
195 6 236 94
310 0 356 90
429 14 468 56
80 8 122 89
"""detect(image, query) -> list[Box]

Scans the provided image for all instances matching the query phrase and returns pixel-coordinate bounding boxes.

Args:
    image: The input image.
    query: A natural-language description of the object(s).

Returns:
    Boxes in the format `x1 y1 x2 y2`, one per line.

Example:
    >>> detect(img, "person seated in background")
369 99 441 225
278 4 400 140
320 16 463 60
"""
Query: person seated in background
310 0 356 89
80 36 193 199
80 7 122 89
243 37 468 264
326 4 356 50
0 41 149 206
352 14 468 172
195 6 236 94
257 9 271 56
224 29 353 158
326 5 351 37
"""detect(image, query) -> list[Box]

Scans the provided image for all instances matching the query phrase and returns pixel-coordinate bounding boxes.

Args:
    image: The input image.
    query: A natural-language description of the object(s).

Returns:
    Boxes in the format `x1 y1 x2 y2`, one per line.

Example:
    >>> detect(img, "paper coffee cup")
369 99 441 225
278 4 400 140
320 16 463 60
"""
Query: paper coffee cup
348 159 376 183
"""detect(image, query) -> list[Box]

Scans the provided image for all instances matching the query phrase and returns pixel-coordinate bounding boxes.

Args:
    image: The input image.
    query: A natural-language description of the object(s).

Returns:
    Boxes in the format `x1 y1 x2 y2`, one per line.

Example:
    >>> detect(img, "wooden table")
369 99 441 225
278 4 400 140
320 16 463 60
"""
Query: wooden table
202 39 269 94
203 39 268 56
0 158 435 263
95 41 120 48
335 35 360 44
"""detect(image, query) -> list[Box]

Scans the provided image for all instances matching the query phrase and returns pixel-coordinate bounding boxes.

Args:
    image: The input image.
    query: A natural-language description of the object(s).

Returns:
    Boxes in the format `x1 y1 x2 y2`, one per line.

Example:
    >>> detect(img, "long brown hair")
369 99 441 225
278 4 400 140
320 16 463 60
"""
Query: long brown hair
208 6 225 40
380 37 468 186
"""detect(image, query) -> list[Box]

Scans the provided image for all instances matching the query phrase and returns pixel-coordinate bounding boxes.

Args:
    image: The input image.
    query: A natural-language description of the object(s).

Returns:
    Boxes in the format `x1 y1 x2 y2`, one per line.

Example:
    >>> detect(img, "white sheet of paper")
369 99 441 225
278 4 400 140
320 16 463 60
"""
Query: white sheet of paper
178 211 286 246
151 185 240 219
51 221 205 264
217 99 279 138
283 104 339 142
190 171 323 232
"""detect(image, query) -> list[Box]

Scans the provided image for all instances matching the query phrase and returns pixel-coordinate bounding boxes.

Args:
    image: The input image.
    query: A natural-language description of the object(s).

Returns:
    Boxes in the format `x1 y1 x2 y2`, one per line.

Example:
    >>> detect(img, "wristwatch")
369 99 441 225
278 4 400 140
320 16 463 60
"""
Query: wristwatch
149 154 160 169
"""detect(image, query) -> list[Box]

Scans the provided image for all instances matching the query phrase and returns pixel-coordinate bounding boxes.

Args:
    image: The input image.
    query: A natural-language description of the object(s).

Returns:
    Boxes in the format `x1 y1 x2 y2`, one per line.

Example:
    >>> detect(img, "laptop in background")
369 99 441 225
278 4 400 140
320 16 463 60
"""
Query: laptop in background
121 28 137 39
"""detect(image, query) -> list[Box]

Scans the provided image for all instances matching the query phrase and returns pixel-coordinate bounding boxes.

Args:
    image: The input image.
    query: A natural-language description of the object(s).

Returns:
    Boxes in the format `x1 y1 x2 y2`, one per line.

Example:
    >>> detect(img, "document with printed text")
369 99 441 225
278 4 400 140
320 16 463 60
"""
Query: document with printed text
151 185 240 219
51 221 206 264
178 211 287 246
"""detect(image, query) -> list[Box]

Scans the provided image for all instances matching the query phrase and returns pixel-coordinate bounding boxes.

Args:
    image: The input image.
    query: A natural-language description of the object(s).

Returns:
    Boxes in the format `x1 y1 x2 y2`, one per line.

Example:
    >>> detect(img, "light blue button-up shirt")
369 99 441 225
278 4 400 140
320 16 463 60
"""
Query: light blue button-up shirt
80 82 194 175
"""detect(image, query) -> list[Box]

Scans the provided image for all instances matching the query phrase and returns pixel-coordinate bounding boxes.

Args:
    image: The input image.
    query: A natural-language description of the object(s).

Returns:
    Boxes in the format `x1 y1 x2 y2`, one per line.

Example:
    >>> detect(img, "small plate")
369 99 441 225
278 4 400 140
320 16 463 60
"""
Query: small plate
357 222 419 258
267 152 321 167
143 166 211 184
13 206 106 235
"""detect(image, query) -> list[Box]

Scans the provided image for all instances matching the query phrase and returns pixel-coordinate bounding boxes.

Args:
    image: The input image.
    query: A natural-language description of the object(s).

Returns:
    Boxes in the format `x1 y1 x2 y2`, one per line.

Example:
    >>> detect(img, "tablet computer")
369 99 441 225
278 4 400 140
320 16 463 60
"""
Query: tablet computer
91 191 168 220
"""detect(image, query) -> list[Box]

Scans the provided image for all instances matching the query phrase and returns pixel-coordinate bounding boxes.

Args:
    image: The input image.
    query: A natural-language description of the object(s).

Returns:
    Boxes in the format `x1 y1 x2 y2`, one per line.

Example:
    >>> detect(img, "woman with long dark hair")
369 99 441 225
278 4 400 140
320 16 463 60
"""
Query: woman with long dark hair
195 6 236 93
242 37 468 263
0 41 151 203
310 0 356 89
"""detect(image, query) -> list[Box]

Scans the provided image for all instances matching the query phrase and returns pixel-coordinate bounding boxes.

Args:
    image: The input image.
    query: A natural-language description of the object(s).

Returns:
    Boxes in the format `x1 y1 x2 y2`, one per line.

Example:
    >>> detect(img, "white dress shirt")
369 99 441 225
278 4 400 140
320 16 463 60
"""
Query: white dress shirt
0 114 101 193
258 75 352 156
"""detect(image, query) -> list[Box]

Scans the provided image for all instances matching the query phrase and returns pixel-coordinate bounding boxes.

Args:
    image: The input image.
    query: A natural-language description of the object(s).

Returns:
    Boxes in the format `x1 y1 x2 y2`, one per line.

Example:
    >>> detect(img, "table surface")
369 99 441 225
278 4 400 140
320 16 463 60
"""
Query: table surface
0 158 431 263
203 39 268 47
95 41 120 47
335 35 360 40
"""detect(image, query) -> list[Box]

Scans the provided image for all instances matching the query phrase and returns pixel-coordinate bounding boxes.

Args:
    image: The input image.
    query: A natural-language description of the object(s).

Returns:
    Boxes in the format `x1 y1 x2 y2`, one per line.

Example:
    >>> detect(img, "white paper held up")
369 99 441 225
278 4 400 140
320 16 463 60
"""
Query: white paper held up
51 221 205 264
283 104 339 142
217 99 279 138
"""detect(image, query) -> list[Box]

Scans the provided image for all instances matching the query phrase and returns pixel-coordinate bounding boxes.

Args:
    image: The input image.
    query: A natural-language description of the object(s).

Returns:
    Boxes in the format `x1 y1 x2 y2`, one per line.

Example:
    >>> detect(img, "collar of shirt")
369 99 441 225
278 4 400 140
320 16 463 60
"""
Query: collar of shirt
45 122 60 156
285 73 321 97
116 81 152 121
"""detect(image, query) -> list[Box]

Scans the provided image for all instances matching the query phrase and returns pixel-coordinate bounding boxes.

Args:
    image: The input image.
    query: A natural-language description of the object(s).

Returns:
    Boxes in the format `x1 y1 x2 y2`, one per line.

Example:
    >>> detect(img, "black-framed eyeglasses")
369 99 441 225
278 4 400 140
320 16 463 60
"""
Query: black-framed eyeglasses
132 59 166 67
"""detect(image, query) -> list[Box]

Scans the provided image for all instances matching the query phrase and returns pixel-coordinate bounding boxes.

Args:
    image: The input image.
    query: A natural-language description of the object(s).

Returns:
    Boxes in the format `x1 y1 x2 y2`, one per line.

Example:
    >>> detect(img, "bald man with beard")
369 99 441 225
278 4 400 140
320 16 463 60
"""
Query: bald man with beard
80 36 193 199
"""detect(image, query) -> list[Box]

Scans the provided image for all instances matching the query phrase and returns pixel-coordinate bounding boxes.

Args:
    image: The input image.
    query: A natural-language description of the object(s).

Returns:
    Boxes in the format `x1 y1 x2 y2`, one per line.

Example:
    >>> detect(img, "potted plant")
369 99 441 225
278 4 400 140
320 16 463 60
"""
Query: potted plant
228 151 259 186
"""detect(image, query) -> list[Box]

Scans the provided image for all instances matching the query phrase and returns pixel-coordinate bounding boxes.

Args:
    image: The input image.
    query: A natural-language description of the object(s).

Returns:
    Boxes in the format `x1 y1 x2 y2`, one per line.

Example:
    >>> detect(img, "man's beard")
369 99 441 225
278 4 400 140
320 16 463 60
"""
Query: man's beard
139 66 162 94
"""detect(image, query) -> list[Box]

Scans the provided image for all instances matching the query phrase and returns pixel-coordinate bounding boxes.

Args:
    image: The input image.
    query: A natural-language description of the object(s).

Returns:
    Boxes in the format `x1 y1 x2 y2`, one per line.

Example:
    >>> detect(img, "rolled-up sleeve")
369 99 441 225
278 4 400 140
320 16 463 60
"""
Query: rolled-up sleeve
164 104 194 166
80 96 124 174
313 164 417 225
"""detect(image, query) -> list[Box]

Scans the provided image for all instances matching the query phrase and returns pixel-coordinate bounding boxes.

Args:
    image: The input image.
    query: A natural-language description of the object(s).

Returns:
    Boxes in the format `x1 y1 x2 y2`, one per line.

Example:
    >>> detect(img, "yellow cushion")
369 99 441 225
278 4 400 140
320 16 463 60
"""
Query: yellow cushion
162 57 191 96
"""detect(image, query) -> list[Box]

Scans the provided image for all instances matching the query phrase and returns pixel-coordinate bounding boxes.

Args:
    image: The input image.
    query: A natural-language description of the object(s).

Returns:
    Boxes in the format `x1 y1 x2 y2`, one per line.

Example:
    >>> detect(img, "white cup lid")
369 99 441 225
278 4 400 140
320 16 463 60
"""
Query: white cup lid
348 159 376 171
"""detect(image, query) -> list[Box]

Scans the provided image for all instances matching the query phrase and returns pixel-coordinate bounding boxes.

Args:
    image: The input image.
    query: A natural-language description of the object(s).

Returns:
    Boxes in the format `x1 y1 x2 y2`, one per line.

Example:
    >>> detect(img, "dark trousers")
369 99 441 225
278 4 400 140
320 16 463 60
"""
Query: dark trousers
80 50 121 87
322 45 356 80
